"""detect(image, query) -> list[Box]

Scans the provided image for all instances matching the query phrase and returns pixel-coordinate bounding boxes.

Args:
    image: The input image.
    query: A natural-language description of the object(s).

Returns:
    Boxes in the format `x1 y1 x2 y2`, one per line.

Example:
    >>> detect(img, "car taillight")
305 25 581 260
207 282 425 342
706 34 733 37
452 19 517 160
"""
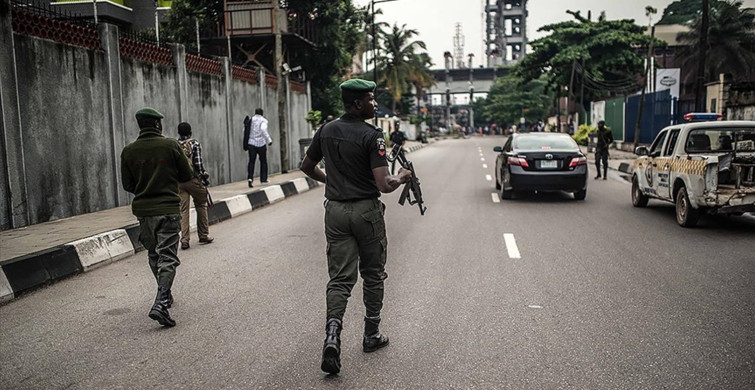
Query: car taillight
569 156 587 168
508 156 529 168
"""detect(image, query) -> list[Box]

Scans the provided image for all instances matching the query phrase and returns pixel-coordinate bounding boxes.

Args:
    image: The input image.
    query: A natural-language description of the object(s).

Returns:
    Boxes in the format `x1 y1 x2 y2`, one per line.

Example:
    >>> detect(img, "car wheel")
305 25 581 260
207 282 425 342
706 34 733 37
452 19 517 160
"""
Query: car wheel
500 170 513 200
573 188 587 200
631 176 649 207
495 172 501 190
675 186 699 227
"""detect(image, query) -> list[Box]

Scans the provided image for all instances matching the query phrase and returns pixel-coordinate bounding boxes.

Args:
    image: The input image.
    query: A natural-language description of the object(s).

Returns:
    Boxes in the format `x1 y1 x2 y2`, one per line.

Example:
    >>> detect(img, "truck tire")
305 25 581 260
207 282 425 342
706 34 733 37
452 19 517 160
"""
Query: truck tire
632 176 649 207
675 186 699 227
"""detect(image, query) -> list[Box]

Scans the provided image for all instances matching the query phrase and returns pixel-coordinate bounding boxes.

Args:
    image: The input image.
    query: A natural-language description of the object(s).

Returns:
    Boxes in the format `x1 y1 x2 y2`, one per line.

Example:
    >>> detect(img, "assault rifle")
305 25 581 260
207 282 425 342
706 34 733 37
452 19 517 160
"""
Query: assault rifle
387 143 426 215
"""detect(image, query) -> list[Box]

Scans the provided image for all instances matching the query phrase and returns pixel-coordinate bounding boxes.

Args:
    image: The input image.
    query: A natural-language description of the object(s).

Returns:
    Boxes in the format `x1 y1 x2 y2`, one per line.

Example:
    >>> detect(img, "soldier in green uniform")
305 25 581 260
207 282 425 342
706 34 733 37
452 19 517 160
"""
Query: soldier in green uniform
300 79 413 375
121 107 194 327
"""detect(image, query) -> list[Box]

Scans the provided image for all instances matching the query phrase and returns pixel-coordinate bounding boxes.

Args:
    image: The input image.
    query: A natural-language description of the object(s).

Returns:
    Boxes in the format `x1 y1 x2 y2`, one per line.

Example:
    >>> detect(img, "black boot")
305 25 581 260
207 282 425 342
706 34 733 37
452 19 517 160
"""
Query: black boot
321 318 342 374
362 316 389 353
148 286 176 327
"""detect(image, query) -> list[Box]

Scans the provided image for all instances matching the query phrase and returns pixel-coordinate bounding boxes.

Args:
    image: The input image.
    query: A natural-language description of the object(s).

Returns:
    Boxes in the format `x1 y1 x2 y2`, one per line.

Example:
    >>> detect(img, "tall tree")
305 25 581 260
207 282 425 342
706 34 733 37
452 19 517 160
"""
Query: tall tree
657 0 703 25
480 72 552 129
516 12 654 109
376 23 433 114
676 0 755 83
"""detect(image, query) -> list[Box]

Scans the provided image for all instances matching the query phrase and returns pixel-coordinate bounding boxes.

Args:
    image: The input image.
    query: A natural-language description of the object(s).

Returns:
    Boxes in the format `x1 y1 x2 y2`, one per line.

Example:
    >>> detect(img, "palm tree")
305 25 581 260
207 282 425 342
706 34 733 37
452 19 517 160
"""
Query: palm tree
676 0 755 82
407 52 435 109
376 23 433 113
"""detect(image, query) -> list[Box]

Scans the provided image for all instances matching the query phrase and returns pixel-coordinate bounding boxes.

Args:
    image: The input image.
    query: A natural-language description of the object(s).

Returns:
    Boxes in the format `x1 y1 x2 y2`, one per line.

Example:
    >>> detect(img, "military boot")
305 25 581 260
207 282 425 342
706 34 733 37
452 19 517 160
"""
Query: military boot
362 316 389 352
321 318 342 374
148 286 176 327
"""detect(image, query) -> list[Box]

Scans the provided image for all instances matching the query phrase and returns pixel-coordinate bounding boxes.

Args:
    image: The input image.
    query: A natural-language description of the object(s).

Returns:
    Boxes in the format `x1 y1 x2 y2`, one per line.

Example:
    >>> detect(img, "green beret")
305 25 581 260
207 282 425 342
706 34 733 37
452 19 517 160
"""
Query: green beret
340 79 376 93
135 107 164 120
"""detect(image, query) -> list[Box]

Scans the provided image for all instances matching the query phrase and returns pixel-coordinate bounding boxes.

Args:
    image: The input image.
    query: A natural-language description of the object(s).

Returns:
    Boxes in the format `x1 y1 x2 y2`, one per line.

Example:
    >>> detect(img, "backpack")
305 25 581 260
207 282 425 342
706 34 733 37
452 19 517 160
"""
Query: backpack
179 138 196 174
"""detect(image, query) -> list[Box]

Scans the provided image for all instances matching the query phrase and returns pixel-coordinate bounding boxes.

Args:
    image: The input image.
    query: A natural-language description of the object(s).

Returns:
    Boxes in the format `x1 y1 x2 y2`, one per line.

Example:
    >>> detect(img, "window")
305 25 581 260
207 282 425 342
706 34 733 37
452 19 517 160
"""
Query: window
685 127 755 153
514 135 578 151
649 130 668 157
664 129 680 156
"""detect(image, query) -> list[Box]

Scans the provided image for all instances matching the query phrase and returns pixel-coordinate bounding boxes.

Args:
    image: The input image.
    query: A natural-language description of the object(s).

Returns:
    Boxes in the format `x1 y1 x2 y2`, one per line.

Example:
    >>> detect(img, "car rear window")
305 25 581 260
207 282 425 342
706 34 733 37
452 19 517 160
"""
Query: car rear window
514 135 578 151
685 127 755 153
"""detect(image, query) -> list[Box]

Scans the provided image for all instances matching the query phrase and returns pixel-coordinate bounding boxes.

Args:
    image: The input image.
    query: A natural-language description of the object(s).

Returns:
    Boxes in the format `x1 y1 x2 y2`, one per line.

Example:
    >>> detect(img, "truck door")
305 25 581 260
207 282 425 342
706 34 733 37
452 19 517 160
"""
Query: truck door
657 129 680 200
645 130 668 198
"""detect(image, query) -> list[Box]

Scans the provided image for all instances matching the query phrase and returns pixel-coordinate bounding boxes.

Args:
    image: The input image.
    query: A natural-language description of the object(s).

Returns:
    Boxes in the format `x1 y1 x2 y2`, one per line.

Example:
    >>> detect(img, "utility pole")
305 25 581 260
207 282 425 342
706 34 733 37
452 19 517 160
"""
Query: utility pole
468 53 475 130
633 6 657 149
695 0 709 111
274 1 288 172
579 57 585 125
444 51 452 130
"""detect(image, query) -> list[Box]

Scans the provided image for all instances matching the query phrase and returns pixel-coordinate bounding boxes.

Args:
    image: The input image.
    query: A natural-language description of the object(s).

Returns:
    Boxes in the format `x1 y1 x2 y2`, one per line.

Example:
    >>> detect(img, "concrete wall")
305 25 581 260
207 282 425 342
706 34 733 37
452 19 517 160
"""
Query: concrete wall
0 12 312 230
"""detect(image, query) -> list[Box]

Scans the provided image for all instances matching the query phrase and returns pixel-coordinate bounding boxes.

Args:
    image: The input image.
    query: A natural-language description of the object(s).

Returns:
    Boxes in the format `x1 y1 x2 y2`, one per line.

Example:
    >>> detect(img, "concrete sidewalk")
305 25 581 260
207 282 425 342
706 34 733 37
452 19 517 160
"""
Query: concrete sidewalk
0 140 427 303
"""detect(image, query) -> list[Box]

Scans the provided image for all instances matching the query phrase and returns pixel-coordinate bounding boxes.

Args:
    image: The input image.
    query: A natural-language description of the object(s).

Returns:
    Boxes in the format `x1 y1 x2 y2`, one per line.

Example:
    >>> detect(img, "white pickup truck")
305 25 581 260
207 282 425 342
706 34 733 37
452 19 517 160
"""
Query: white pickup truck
631 120 755 227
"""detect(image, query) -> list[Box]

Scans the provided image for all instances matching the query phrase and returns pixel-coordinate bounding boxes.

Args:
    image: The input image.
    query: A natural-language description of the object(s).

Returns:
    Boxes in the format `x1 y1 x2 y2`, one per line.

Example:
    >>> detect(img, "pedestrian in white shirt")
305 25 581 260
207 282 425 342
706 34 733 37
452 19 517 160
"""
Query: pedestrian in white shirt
243 108 273 188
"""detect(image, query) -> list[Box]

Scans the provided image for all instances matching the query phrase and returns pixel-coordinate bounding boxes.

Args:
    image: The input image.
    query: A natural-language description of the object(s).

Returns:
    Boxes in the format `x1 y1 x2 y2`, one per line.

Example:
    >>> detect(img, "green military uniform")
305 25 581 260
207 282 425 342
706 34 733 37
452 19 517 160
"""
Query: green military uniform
121 107 193 326
306 110 389 321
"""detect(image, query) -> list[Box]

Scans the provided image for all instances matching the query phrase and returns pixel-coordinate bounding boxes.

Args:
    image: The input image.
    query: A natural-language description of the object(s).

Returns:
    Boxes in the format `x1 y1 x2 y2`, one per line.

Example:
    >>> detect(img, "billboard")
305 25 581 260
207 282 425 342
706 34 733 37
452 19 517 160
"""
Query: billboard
655 68 681 100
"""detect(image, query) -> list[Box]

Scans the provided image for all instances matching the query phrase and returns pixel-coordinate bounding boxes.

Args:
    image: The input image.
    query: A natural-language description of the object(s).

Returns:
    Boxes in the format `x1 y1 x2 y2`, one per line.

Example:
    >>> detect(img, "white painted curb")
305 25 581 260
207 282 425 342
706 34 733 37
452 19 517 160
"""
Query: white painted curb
67 229 135 271
223 195 253 217
292 178 310 194
263 186 285 204
0 270 13 302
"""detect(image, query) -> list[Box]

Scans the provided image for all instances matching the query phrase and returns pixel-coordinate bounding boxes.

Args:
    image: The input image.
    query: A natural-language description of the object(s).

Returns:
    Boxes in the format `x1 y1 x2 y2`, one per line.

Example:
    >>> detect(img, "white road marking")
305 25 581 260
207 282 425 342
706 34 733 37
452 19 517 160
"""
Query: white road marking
485 174 492 181
480 157 485 162
482 163 488 169
491 193 500 203
503 233 521 259
528 305 543 309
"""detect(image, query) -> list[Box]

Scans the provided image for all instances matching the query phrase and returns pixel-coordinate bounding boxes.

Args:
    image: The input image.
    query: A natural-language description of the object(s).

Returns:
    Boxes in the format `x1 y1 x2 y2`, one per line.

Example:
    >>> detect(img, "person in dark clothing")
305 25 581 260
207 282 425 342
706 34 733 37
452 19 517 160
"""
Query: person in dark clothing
300 79 412 375
121 107 194 327
389 125 408 174
595 120 614 180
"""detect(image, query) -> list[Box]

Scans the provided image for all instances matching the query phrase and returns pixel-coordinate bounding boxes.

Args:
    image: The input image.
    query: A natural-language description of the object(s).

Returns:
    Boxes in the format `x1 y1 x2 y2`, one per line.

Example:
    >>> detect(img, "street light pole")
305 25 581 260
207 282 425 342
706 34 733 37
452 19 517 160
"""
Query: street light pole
370 0 399 125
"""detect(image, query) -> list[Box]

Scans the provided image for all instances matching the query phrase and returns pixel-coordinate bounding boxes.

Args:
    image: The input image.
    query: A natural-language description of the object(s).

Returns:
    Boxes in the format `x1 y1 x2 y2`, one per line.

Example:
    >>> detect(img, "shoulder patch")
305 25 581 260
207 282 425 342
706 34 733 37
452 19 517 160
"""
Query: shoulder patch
377 137 387 157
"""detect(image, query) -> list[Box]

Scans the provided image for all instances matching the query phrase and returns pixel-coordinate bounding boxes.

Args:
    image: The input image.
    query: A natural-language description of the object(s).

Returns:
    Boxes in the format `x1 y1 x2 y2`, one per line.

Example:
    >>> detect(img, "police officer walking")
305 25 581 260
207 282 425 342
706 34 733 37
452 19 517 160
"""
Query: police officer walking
301 79 412 375
595 120 614 180
121 108 194 327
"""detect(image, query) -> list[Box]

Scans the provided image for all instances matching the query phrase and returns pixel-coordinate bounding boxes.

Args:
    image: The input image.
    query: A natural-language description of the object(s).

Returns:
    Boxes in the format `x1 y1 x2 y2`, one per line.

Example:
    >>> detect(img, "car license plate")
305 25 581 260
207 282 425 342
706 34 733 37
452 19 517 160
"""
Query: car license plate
540 160 558 169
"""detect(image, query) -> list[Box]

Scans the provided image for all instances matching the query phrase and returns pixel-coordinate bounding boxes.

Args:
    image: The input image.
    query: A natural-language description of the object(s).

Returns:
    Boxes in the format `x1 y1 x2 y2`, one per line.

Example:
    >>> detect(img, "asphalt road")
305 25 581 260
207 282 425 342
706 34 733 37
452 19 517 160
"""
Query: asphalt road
2 136 754 389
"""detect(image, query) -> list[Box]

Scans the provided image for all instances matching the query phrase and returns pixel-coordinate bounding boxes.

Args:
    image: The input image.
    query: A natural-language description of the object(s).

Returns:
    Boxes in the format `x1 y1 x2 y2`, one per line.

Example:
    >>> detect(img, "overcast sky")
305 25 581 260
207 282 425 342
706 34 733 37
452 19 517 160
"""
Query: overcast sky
353 0 755 69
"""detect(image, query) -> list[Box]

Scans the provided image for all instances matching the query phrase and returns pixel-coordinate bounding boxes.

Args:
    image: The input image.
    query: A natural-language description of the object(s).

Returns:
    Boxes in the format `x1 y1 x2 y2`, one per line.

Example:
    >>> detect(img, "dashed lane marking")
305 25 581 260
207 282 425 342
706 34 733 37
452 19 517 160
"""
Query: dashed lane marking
503 233 521 259
491 193 500 203
485 174 492 181
480 157 485 162
482 164 488 169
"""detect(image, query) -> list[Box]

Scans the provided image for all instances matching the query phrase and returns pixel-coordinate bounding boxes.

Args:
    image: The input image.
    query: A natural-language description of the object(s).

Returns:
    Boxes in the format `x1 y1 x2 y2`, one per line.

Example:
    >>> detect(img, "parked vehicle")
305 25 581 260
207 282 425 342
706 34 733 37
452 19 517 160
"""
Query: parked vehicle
631 116 755 227
494 133 588 200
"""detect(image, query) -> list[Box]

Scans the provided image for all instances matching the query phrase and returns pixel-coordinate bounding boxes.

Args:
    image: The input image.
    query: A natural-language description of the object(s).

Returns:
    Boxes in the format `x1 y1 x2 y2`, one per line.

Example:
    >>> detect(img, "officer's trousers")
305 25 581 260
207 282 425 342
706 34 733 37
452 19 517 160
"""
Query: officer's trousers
595 148 609 177
324 198 387 321
137 214 181 288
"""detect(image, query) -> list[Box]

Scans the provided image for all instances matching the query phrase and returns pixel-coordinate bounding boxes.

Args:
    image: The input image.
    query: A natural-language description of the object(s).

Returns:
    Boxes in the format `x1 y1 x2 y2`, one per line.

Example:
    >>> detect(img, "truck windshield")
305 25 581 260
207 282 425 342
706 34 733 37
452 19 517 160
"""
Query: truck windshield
685 128 755 153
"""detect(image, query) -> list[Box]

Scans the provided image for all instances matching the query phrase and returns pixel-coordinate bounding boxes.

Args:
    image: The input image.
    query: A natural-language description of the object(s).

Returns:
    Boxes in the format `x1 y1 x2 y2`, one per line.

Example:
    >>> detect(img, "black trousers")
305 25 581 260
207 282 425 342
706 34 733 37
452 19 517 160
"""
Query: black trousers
595 148 609 177
247 145 268 182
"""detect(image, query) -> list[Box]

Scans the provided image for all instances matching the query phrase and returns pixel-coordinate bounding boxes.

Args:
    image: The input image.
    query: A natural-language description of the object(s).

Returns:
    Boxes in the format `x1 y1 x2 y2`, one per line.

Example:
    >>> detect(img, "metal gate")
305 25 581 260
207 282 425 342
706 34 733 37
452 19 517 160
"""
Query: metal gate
624 90 672 145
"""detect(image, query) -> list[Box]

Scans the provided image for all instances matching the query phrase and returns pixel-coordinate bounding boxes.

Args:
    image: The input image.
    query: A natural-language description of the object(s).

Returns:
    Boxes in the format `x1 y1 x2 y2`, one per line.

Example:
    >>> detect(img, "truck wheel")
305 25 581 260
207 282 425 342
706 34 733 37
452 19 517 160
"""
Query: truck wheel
573 188 587 200
632 176 649 207
675 186 699 227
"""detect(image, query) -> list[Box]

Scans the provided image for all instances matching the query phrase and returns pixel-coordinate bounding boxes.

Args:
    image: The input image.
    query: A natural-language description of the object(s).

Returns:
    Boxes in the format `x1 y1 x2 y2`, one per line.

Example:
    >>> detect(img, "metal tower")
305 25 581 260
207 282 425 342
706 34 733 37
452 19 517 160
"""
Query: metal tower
485 0 527 67
453 23 465 69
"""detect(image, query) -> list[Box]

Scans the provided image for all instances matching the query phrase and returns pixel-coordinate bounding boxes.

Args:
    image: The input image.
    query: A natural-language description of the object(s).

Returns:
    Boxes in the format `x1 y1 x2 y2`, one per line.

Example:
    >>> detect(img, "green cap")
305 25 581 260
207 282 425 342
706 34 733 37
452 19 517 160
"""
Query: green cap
135 107 164 120
339 79 376 92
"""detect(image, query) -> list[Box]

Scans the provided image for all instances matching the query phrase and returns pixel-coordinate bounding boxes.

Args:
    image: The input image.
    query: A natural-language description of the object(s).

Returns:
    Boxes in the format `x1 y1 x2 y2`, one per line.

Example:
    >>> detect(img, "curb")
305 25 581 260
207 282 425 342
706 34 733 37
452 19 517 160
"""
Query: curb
0 178 321 303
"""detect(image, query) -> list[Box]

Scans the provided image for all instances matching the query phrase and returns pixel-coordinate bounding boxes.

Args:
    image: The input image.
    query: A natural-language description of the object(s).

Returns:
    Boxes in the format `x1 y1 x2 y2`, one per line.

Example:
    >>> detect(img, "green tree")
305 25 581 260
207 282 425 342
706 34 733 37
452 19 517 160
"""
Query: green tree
164 0 223 52
516 12 655 109
676 0 755 82
657 0 703 25
480 71 552 129
376 23 434 114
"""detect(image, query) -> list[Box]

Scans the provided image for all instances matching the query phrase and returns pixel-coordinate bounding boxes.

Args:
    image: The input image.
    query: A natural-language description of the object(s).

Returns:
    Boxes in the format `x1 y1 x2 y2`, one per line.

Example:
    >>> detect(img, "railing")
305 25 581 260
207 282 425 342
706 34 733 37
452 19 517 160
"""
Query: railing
232 65 257 83
222 2 319 44
186 53 222 76
11 0 100 50
118 31 173 66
